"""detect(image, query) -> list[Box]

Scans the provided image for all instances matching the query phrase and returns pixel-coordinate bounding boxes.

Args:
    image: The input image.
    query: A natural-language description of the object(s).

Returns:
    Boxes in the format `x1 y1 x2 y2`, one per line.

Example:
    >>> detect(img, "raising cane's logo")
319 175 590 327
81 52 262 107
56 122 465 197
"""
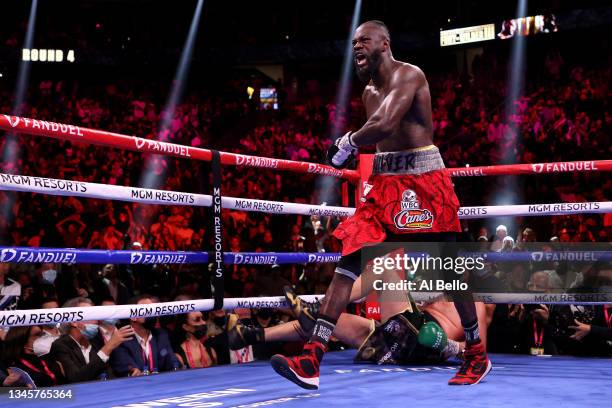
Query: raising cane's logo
393 189 434 230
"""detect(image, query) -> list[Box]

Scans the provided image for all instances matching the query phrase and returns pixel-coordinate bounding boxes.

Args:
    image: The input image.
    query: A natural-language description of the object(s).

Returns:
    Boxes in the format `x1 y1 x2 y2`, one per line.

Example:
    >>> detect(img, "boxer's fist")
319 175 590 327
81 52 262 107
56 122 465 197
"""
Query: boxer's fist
327 131 358 169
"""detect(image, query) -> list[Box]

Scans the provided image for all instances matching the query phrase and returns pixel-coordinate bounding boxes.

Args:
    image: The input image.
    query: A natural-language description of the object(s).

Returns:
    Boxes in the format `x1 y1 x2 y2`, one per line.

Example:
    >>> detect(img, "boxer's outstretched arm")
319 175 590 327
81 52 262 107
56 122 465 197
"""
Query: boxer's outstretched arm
351 66 424 146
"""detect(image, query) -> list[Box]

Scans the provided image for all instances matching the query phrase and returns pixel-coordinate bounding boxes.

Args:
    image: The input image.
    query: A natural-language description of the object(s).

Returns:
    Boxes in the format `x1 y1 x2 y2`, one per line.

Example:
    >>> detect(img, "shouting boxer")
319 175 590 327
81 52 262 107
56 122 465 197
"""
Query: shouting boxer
271 20 491 388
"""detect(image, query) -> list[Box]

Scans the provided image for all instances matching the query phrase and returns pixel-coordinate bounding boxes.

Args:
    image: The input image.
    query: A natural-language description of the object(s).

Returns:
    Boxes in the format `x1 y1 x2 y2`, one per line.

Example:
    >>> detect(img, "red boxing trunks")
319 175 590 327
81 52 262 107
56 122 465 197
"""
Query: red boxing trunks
333 146 461 256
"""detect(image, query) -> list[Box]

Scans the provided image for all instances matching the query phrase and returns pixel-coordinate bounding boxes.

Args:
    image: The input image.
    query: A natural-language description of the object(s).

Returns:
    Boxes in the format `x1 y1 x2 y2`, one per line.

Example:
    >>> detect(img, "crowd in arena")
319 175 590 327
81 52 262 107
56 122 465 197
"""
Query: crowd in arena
0 41 611 387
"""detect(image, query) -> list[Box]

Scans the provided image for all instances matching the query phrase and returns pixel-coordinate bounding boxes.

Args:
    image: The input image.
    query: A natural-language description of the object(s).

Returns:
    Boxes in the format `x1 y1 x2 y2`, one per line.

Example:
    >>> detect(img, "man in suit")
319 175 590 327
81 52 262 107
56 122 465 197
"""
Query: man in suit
50 297 134 383
110 295 179 376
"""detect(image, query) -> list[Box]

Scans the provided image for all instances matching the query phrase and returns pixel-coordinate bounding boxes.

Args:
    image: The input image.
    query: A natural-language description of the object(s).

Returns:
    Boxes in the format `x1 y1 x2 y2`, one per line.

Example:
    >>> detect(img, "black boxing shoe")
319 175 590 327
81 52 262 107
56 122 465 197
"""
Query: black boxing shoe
226 314 264 350
283 286 321 336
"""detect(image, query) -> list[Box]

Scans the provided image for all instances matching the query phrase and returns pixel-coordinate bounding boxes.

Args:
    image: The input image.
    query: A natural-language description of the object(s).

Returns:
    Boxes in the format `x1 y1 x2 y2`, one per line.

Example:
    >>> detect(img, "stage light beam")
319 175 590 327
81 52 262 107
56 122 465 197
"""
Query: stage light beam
316 0 363 206
140 0 205 190
489 0 528 237
1 0 38 229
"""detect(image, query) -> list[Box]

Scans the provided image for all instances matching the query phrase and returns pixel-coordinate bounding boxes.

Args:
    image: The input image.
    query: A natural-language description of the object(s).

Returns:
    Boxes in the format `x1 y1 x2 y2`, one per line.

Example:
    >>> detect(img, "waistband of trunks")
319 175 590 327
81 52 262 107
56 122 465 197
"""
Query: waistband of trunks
372 146 445 175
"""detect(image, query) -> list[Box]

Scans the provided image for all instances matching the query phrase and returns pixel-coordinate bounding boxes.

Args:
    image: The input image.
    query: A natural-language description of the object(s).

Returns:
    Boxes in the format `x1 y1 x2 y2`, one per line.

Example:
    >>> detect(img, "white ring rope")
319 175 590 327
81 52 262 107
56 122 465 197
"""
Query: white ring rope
1 292 611 327
0 173 352 217
0 296 324 328
1 173 611 218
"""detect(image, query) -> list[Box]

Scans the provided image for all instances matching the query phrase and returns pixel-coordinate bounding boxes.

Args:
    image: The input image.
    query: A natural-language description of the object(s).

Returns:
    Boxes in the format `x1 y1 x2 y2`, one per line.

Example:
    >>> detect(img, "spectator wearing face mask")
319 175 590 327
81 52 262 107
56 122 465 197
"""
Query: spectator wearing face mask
17 263 59 310
36 263 59 287
31 298 62 357
173 312 217 369
49 297 134 382
3 325 66 387
110 295 179 377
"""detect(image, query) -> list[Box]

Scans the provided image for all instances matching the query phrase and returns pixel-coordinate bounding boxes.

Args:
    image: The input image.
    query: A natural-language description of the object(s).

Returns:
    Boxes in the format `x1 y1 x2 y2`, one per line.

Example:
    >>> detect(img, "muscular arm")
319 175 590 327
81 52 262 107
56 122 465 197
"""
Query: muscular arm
351 65 424 146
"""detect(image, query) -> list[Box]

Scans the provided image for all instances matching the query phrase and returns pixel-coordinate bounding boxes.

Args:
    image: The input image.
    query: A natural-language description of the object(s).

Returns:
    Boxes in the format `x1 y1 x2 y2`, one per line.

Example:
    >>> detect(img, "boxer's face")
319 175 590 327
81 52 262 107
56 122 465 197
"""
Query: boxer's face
352 24 388 81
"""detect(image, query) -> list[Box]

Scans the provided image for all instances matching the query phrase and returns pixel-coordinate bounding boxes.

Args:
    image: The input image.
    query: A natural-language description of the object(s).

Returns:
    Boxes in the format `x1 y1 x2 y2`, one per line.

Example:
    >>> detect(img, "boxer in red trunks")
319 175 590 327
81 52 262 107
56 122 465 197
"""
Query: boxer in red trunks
271 20 491 389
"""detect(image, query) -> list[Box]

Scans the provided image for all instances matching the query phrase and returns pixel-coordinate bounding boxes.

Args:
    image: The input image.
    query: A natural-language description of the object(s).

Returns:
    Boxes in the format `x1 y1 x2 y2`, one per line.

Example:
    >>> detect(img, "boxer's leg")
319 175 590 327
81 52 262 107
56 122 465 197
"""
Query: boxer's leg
307 249 361 355
265 320 308 342
331 314 375 348
271 250 362 389
434 232 491 385
228 319 301 350
231 313 373 350
437 233 481 345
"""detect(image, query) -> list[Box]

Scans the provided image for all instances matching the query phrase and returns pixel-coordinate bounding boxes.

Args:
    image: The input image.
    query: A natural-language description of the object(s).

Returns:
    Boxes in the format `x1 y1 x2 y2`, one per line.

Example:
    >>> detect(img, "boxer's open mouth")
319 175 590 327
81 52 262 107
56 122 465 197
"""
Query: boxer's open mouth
355 53 367 66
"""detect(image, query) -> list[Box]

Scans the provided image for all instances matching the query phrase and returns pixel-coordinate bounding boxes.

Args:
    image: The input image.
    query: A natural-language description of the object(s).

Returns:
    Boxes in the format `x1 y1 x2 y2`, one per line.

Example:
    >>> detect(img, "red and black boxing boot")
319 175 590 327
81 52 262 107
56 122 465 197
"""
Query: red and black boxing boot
271 314 336 389
270 341 327 390
448 340 492 385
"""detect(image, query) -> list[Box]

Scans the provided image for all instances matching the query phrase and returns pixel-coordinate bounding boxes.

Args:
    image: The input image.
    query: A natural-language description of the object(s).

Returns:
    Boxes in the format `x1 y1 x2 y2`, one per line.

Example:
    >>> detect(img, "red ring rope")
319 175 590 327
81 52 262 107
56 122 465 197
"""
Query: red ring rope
1 114 610 179
0 114 359 182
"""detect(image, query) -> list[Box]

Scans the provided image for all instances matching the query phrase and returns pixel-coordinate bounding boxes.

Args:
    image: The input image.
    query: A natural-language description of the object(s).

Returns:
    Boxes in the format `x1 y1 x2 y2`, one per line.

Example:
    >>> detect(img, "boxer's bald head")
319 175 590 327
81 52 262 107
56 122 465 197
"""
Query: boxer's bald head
357 20 390 43
353 20 392 82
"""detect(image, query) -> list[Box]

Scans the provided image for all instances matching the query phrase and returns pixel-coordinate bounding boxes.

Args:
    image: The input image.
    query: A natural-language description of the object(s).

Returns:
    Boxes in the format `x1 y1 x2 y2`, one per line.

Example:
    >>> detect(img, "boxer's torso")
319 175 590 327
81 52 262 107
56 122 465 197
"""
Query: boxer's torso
363 61 433 152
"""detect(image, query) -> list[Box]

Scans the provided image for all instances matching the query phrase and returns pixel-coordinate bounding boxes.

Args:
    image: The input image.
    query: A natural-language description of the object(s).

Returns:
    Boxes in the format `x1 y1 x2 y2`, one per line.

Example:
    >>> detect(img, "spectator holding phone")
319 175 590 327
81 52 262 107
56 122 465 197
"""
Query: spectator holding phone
110 295 179 376
49 297 134 382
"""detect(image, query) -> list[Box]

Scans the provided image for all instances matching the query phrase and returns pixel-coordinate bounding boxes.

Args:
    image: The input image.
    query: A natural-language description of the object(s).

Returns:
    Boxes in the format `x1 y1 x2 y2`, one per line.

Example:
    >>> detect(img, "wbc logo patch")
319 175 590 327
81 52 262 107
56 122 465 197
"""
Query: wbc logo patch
393 189 434 230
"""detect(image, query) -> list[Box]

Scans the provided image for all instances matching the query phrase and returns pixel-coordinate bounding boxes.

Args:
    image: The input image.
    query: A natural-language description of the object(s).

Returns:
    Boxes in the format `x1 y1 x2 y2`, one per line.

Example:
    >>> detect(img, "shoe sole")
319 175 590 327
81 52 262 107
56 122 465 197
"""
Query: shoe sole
449 359 493 386
270 356 319 390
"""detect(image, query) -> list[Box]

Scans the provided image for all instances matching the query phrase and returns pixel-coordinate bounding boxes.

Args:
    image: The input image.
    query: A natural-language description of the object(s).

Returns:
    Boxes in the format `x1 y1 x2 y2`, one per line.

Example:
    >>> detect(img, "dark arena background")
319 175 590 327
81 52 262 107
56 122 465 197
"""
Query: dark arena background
0 0 611 407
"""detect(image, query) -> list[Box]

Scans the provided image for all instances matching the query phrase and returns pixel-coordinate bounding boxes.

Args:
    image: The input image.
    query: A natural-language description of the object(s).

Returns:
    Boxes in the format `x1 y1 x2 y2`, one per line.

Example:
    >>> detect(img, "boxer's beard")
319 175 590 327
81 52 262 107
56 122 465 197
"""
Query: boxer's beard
355 48 383 83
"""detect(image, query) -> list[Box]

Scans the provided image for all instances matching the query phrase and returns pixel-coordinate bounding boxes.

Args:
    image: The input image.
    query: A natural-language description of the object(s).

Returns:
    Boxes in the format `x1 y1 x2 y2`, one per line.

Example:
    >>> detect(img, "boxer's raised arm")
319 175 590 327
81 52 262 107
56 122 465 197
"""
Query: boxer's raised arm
351 66 424 146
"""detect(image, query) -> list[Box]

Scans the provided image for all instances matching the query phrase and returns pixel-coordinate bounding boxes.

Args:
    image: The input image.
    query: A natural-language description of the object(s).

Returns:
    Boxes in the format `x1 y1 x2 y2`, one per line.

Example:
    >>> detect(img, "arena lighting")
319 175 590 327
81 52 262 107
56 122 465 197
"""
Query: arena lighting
140 0 204 190
440 23 496 47
489 0 528 235
317 0 362 205
22 48 76 63
498 14 557 39
1 0 38 223
330 0 362 140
